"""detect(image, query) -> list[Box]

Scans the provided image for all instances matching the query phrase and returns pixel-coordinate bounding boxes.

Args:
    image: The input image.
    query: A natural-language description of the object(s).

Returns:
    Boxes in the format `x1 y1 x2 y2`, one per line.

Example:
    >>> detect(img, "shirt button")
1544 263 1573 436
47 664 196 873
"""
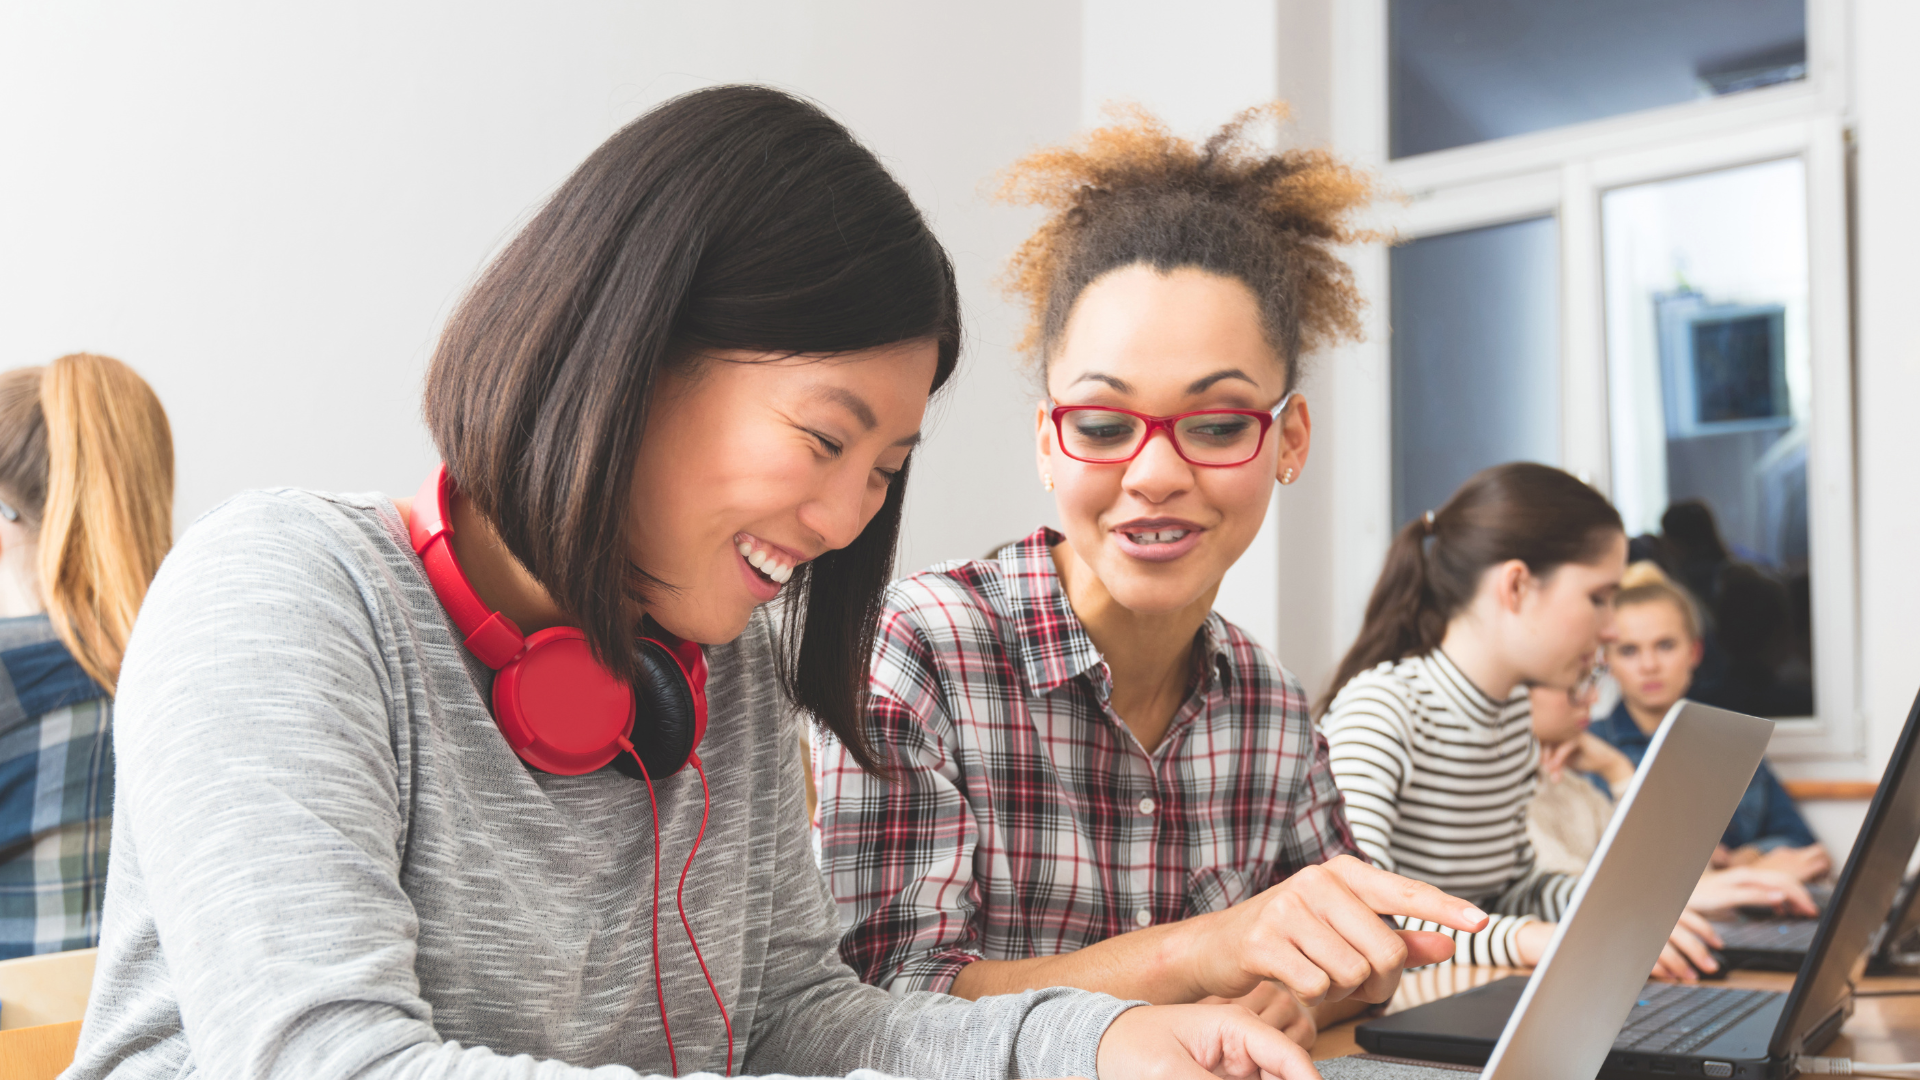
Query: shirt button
1135 907 1152 928
1138 797 1156 815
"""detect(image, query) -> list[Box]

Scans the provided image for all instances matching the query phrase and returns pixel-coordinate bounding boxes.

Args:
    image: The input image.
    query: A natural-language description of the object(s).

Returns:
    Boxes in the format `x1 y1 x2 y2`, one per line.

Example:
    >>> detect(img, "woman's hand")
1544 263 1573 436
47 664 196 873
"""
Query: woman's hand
1687 867 1818 918
1653 910 1725 981
1198 982 1316 1048
1175 855 1488 1007
1540 732 1636 789
947 856 1483 1011
1513 920 1556 967
1096 1003 1322 1080
1750 843 1833 883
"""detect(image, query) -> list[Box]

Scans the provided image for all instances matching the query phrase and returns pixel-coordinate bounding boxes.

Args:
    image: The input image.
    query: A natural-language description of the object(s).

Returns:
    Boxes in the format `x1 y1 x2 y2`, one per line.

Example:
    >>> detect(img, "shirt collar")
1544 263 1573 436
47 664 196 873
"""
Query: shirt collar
1196 612 1236 689
1001 528 1106 696
1423 647 1505 726
999 527 1235 699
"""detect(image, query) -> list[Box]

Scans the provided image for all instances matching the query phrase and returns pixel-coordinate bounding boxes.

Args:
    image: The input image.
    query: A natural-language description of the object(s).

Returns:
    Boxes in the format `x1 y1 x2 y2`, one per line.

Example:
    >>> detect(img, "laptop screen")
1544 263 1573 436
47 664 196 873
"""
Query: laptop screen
1769 687 1920 1057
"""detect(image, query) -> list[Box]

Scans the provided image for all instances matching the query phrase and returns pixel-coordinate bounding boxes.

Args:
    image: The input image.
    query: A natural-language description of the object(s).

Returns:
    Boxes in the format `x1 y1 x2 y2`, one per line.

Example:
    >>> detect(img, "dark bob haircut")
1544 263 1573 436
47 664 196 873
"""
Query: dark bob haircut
424 85 960 774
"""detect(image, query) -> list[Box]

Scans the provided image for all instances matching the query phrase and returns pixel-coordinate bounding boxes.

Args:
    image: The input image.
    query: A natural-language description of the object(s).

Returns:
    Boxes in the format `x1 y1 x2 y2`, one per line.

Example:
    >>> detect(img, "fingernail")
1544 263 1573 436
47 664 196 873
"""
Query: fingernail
1464 906 1488 923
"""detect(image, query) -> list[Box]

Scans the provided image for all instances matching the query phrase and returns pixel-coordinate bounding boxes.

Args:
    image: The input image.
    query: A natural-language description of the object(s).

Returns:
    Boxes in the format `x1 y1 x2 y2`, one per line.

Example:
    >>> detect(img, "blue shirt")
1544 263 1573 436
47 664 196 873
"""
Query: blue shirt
1590 700 1816 851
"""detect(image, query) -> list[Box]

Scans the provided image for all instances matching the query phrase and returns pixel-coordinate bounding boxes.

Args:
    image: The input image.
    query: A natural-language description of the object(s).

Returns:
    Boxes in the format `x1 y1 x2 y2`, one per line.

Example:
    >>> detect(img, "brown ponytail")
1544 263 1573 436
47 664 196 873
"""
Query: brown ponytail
0 355 174 692
1319 462 1623 715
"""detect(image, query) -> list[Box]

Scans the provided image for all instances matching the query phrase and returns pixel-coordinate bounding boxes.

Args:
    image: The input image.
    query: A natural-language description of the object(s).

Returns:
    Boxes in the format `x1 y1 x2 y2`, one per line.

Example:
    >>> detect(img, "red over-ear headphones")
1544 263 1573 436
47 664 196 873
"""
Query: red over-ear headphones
408 464 709 779
409 464 733 1074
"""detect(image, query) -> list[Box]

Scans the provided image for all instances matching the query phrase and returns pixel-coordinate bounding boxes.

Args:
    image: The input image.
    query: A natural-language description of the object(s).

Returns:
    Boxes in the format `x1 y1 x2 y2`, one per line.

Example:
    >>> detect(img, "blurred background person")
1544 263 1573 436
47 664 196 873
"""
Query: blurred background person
0 353 173 959
1525 680 1630 878
1320 462 1725 981
1593 560 1830 883
1528 678 1817 921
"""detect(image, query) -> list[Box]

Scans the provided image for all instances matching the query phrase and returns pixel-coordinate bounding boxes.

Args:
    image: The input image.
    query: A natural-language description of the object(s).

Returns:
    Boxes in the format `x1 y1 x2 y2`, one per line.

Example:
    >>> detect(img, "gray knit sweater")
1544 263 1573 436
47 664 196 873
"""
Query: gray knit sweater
64 490 1131 1080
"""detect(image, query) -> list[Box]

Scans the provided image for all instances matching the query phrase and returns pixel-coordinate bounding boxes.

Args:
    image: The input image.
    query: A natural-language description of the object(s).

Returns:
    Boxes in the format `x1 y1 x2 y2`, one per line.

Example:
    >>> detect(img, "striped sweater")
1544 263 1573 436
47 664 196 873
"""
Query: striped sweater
1321 650 1575 967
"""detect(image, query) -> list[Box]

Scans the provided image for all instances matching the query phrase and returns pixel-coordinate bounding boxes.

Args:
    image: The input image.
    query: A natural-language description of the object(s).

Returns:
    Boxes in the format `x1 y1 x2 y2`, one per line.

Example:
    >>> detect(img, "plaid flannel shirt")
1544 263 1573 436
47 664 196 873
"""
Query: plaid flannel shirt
0 614 113 960
816 527 1361 993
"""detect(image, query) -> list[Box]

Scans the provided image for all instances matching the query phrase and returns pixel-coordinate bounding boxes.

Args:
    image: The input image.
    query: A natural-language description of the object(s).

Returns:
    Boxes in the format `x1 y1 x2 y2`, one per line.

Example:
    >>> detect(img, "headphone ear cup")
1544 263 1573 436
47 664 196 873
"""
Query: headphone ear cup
609 637 701 781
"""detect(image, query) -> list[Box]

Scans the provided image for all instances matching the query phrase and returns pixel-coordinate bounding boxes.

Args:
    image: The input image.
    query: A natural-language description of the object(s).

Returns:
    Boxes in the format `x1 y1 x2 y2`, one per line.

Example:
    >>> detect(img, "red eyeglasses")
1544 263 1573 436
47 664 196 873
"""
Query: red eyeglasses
1048 392 1298 467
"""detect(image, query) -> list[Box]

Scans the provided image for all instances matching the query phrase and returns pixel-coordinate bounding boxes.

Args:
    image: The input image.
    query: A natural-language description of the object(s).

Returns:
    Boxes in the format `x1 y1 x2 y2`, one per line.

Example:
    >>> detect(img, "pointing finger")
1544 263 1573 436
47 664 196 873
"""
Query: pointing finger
1329 857 1489 933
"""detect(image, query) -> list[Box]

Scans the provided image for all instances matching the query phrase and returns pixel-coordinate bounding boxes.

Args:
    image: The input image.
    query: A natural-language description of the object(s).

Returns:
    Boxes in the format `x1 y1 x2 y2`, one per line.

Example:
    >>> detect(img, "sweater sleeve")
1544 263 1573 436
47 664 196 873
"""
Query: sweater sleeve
1320 688 1413 874
1730 760 1820 851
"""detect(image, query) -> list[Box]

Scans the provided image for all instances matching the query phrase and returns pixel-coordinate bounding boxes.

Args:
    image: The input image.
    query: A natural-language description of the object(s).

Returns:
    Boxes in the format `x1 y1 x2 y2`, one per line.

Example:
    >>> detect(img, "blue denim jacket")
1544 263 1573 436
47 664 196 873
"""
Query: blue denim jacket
1590 700 1816 851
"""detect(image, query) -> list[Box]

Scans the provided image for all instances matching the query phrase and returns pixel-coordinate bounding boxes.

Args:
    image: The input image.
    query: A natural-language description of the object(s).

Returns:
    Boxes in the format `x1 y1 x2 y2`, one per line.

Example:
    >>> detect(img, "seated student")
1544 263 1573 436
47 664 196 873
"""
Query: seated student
1526 681 1818 920
816 104 1487 1050
0 354 171 959
1320 462 1722 980
1592 561 1831 883
1524 681 1629 878
65 87 1329 1080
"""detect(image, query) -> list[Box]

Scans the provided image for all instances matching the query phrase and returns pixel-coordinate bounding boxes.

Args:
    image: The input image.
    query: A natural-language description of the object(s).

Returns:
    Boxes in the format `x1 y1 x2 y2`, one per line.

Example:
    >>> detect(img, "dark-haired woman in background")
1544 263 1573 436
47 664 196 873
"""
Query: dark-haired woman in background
1320 462 1721 981
67 87 1326 1080
0 354 171 959
817 105 1487 1050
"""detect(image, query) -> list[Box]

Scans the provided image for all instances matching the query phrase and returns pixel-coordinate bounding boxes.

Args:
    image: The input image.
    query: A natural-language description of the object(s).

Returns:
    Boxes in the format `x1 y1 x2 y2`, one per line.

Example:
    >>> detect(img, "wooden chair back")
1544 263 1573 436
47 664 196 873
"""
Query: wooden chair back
0 1020 82 1080
0 948 96 1030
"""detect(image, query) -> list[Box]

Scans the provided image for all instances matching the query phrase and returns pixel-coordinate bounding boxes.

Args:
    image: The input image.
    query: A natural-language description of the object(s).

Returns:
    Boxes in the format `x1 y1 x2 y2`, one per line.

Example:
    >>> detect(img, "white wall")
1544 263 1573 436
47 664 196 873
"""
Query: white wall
1802 0 1920 854
0 1 1080 576
1852 0 1920 780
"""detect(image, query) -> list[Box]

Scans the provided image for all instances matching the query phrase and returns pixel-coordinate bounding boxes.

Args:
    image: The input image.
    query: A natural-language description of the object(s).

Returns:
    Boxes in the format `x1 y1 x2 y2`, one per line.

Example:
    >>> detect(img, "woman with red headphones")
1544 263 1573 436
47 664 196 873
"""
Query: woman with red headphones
61 86 1370 1080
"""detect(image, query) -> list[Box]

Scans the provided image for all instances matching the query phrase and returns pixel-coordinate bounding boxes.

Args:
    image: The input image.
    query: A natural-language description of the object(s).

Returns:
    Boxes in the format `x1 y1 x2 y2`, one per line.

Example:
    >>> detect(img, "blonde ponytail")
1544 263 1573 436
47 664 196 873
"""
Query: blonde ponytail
35 354 174 692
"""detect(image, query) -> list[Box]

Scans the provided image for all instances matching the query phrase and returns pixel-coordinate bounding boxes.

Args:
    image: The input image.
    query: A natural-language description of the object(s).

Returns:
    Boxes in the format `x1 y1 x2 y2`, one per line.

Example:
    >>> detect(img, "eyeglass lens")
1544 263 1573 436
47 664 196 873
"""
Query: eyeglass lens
1059 409 1265 465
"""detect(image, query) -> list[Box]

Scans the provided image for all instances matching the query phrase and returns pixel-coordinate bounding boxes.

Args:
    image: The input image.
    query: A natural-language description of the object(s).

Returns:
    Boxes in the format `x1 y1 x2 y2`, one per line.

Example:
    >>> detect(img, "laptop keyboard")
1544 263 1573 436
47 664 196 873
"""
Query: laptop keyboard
1713 918 1819 952
1613 983 1777 1055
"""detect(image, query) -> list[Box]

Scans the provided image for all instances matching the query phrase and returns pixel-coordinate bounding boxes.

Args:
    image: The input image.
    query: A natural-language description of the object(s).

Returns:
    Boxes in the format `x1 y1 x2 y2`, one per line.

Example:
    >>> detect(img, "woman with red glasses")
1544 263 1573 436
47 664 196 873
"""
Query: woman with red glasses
816 105 1488 1051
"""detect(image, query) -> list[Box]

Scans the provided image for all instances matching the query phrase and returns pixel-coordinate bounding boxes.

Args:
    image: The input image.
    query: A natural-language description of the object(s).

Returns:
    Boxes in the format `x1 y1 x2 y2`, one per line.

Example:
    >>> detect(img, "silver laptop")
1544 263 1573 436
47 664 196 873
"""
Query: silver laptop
1322 700 1774 1080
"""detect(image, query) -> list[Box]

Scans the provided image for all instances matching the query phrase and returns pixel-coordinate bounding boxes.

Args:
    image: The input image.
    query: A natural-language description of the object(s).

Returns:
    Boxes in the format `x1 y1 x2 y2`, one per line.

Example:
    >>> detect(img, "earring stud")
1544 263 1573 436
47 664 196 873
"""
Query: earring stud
1280 467 1296 485
1044 473 1054 491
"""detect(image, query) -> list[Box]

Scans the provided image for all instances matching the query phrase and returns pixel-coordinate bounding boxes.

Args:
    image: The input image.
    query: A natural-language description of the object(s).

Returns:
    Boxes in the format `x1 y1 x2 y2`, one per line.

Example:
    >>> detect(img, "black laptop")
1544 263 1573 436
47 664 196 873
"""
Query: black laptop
1356 686 1920 1080
1717 873 1919 972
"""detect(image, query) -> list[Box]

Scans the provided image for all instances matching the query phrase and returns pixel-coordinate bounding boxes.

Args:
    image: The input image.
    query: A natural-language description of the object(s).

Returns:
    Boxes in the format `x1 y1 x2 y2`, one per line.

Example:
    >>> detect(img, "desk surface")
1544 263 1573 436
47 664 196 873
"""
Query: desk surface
1313 967 1920 1064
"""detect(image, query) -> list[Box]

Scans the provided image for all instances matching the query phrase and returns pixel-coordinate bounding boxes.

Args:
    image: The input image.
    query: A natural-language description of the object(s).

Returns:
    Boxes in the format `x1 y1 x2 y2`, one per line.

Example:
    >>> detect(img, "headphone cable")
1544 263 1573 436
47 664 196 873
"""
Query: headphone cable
622 738 680 1076
678 755 734 1074
1796 1058 1920 1076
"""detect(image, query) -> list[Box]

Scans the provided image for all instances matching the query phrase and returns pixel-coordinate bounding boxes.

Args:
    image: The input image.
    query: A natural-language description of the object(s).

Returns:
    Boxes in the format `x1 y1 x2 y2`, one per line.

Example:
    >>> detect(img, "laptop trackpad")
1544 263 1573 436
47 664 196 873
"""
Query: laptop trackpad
1356 975 1529 1065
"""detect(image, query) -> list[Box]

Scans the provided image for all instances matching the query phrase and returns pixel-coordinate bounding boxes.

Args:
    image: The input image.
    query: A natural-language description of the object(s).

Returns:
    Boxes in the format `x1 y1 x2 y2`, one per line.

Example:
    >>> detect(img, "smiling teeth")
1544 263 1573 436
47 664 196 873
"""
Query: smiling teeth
1127 529 1191 545
736 538 795 584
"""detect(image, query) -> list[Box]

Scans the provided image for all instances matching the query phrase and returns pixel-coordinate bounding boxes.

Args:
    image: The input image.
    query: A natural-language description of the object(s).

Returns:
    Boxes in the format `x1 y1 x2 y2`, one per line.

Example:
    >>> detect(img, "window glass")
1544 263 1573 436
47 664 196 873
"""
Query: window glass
1391 0 1807 159
1603 158 1814 718
1390 216 1559 531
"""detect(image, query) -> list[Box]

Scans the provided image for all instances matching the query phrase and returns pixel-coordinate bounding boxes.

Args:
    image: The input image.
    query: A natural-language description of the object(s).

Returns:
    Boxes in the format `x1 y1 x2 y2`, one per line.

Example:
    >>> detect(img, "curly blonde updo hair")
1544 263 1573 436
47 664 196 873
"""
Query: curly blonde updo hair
998 102 1386 386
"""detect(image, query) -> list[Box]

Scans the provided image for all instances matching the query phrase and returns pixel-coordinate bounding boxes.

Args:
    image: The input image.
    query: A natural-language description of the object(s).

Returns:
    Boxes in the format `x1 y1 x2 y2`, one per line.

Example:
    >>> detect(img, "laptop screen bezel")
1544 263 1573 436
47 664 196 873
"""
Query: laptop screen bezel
1767 687 1920 1057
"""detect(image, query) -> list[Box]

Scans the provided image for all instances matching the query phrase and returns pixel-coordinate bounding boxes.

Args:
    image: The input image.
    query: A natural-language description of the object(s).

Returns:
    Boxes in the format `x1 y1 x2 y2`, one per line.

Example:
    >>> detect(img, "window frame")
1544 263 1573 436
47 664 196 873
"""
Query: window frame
1329 0 1861 763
